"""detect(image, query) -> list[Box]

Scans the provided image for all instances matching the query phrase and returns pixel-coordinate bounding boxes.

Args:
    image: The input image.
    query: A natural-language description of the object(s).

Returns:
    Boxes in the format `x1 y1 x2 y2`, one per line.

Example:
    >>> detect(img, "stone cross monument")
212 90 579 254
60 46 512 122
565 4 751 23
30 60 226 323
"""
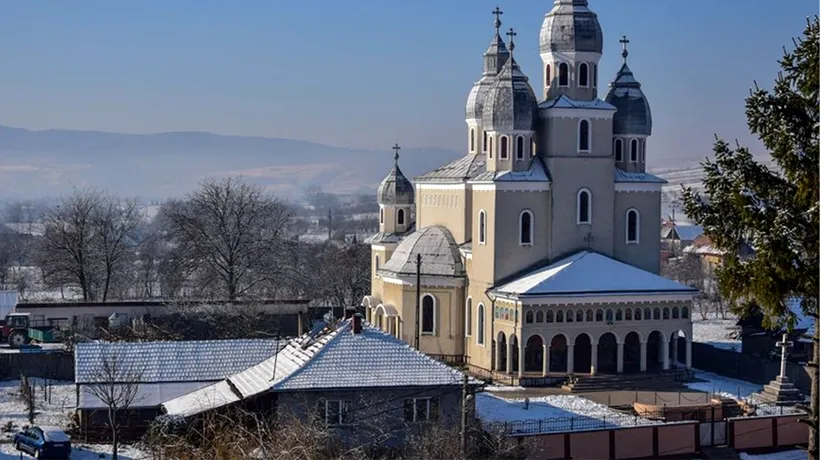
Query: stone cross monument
776 333 792 379
756 332 804 405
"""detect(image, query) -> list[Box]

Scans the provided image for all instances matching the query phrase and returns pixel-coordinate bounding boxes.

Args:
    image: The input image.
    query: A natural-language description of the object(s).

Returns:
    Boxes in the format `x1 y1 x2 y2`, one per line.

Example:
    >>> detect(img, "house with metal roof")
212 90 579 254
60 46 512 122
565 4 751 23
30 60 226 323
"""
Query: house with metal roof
163 313 481 447
362 0 698 386
74 338 283 439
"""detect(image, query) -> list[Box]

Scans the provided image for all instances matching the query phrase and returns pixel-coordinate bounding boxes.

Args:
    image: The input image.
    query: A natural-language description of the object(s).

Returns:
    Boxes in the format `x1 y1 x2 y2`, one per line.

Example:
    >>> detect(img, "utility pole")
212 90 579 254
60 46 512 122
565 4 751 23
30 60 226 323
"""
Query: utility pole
415 253 421 350
460 373 469 456
327 208 332 241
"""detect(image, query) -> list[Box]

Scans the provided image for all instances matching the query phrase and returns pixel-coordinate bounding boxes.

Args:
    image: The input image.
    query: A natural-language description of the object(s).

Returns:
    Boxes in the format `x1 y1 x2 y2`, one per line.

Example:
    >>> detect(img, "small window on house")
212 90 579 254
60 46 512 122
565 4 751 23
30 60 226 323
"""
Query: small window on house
578 120 590 152
379 208 384 224
397 208 405 226
404 397 439 423
614 138 623 161
516 136 525 160
477 304 485 344
545 64 551 87
478 210 486 244
577 189 592 224
422 295 435 334
483 131 488 153
519 210 533 245
500 136 509 159
536 310 544 323
465 298 472 337
525 311 533 323
319 399 353 425
578 63 589 87
626 209 640 244
558 62 569 86
470 128 475 152
630 139 638 162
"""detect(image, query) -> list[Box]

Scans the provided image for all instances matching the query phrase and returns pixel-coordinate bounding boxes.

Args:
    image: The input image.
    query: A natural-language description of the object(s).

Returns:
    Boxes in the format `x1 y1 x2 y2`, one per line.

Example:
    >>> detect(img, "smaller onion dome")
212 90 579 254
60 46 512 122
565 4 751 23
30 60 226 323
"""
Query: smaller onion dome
540 0 603 54
465 9 510 120
482 55 538 132
379 226 465 277
377 144 414 206
605 37 652 136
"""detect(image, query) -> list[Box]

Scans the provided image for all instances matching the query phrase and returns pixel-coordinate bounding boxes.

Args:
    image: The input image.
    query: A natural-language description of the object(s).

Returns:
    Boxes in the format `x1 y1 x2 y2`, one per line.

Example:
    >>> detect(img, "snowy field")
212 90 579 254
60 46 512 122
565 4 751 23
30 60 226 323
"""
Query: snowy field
739 449 808 460
476 392 658 434
0 379 148 459
685 369 762 399
692 313 742 352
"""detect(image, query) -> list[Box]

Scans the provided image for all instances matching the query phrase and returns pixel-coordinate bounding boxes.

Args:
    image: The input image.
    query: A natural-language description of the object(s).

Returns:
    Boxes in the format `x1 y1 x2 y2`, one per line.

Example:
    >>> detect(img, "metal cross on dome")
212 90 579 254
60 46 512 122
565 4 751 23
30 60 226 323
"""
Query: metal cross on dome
492 7 503 31
619 35 630 62
506 28 517 52
392 143 401 163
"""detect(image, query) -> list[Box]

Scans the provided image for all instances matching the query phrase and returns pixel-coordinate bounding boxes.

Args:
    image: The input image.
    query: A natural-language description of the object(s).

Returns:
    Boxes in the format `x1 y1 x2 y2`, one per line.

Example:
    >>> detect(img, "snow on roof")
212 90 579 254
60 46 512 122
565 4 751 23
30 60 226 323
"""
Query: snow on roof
470 158 551 183
672 225 704 242
683 235 726 255
493 251 697 298
613 168 667 184
78 381 215 409
539 94 616 111
163 319 478 417
75 339 283 384
788 298 815 336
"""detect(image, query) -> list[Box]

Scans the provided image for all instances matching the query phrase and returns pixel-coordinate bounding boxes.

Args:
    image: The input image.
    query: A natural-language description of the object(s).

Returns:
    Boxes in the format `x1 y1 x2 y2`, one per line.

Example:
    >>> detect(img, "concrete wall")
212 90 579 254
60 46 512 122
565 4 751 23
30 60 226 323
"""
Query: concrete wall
730 415 808 451
492 190 551 282
416 188 469 244
613 190 662 274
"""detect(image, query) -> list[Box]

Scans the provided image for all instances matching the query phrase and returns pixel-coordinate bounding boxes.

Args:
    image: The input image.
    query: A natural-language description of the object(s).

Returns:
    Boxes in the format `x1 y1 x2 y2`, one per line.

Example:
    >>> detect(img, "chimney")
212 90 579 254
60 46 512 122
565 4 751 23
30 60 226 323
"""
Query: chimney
344 307 355 320
352 313 363 334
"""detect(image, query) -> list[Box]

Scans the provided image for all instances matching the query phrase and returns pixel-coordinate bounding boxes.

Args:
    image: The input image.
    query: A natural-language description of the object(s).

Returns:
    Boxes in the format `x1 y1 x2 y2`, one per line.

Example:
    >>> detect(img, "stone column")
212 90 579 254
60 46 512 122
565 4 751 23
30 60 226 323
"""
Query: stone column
567 345 575 375
542 345 549 377
494 341 500 371
506 341 513 374
616 342 624 373
685 339 692 370
661 340 670 370
518 342 525 378
639 341 647 372
671 335 679 367
590 343 598 376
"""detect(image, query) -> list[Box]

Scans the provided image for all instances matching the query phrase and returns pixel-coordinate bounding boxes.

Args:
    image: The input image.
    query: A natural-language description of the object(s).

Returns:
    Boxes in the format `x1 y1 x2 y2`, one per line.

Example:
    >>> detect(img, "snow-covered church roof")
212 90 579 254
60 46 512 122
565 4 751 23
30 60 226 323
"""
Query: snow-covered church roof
493 251 697 299
163 318 478 417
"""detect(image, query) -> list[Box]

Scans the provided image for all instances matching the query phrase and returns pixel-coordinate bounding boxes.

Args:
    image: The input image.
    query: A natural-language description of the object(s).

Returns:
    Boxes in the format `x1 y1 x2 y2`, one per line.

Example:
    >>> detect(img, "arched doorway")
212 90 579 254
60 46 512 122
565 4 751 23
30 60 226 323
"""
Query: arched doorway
574 333 592 374
525 335 544 373
623 332 642 373
549 334 568 372
510 334 520 373
597 332 618 374
647 331 663 371
497 332 507 372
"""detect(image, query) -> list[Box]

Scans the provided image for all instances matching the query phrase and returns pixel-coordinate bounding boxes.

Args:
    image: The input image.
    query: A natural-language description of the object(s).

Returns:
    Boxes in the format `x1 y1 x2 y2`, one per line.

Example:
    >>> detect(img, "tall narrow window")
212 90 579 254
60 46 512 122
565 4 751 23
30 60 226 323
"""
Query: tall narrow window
519 210 533 245
421 294 435 334
397 208 405 225
483 131 488 153
577 189 592 224
578 120 590 152
379 208 384 224
614 138 623 161
531 138 536 156
478 210 486 244
641 139 646 162
578 63 589 87
516 136 524 160
626 209 640 243
500 136 508 159
489 137 493 159
630 139 638 162
545 64 551 87
470 128 475 152
593 64 598 87
558 62 569 86
465 298 472 337
477 304 485 345
375 255 380 271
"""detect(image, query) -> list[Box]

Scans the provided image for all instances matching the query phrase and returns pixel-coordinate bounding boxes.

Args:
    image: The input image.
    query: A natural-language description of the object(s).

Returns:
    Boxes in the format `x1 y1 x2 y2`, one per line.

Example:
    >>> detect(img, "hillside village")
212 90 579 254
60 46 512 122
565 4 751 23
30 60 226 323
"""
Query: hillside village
0 2 817 460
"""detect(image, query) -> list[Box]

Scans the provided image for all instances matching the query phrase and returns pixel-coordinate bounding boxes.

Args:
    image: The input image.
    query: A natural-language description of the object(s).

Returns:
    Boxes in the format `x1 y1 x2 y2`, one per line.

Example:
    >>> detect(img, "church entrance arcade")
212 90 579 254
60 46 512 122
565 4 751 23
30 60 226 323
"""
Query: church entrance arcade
596 332 618 374
549 334 568 373
524 335 544 373
623 331 642 373
574 333 592 374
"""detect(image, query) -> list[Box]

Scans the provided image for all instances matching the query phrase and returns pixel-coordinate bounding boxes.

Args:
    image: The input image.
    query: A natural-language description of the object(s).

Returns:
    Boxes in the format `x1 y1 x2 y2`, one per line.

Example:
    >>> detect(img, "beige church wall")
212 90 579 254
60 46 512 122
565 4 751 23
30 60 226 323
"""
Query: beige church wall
613 191 662 274
416 187 470 244
470 189 497 283
543 156 615 259
492 190 552 282
540 116 614 158
464 282 494 371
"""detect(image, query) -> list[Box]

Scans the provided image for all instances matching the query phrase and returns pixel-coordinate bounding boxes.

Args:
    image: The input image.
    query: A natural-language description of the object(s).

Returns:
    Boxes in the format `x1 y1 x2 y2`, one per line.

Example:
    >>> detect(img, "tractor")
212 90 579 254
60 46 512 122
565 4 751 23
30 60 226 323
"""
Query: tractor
1 312 32 347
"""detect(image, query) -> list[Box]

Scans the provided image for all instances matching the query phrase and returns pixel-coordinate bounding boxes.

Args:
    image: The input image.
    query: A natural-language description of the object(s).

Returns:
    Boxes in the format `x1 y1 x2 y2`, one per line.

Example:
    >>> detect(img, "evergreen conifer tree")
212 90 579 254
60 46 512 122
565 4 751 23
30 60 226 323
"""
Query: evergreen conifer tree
683 17 818 458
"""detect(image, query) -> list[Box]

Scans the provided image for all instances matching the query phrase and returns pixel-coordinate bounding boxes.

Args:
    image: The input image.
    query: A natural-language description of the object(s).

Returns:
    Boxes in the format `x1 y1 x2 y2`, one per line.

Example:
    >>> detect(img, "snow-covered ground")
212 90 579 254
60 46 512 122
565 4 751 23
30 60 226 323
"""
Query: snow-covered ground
692 313 742 352
0 379 148 459
476 392 658 434
685 369 762 399
739 449 808 460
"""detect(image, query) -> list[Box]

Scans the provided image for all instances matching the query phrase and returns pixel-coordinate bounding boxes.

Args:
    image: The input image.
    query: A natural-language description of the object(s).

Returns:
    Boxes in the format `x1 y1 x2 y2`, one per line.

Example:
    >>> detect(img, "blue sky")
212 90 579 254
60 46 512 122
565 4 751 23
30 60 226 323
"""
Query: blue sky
0 0 815 167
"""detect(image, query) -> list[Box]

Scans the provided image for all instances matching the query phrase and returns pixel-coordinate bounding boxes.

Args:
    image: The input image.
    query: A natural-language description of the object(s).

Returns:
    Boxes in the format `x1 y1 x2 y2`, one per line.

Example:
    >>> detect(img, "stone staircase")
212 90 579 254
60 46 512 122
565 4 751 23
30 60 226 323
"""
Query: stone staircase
562 369 693 393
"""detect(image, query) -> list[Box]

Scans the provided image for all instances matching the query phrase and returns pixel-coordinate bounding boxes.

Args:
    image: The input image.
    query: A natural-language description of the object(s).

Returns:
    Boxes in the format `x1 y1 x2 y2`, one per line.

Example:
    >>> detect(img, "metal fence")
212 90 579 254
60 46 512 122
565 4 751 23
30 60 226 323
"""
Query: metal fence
487 414 652 435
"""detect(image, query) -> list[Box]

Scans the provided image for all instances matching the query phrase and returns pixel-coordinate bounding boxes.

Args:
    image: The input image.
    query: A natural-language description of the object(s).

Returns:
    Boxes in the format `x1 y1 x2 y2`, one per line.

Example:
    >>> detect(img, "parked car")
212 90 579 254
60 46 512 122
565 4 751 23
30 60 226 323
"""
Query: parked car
13 425 71 459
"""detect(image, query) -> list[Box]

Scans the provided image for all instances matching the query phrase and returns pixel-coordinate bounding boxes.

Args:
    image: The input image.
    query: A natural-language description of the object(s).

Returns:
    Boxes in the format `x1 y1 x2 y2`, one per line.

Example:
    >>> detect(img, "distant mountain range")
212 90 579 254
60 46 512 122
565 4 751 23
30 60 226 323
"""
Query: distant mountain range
0 124 462 200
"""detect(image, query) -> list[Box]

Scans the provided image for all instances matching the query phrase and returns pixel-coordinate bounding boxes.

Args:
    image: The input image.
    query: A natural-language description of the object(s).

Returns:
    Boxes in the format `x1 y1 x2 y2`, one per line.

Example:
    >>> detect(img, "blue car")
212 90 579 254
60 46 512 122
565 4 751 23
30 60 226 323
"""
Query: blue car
13 425 71 459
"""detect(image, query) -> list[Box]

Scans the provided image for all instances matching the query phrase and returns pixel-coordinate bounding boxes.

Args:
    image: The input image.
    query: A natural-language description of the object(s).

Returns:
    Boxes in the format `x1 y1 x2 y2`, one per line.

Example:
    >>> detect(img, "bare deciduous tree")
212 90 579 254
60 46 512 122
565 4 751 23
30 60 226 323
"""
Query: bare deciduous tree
161 177 292 300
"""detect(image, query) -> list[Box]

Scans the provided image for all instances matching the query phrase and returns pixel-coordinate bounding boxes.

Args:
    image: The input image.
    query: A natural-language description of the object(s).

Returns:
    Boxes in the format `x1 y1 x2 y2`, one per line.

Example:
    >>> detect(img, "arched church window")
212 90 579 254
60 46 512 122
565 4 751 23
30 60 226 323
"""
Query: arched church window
375 254 380 272
519 210 533 245
641 139 647 162
470 128 475 153
421 294 436 334
558 62 569 86
653 308 661 320
635 308 642 320
672 307 680 319
489 136 494 159
397 208 406 226
525 311 533 324
586 309 593 321
576 310 583 322
578 62 589 87
531 137 537 157
593 63 598 88
595 309 603 322
615 309 623 321
578 120 590 152
556 310 564 323
516 136 525 160
536 310 544 323
630 139 639 162
465 298 472 336
483 131 488 153
545 64 551 87
379 208 384 224
546 311 554 323
614 138 623 162
644 307 651 320
605 309 614 322
566 309 574 322
477 304 485 345
626 209 640 244
478 210 487 244
682 306 689 319
625 308 632 321
663 307 670 320
577 189 592 225
500 136 509 159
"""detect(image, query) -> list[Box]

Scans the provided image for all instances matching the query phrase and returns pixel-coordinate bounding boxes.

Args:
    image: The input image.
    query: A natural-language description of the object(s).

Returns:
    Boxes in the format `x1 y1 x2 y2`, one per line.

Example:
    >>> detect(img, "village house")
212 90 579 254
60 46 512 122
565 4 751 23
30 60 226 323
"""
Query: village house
74 338 283 439
163 312 482 447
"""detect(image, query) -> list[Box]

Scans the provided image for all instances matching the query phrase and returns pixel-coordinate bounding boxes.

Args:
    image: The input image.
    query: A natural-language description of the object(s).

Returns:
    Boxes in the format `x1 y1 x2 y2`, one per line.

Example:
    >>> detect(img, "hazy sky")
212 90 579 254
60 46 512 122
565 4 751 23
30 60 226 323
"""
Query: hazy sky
0 0 815 167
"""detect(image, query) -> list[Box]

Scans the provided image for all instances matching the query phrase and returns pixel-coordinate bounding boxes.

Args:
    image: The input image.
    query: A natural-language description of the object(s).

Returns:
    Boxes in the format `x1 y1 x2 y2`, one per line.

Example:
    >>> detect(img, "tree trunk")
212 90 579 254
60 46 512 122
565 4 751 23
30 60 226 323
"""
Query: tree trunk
109 408 118 460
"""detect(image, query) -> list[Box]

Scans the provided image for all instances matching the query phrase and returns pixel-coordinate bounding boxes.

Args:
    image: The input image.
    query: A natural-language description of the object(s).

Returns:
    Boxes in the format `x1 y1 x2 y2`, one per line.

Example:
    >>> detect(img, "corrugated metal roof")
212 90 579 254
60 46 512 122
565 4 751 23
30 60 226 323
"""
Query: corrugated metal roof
75 339 283 384
614 168 667 184
378 226 465 277
78 382 214 409
470 157 551 183
415 154 487 182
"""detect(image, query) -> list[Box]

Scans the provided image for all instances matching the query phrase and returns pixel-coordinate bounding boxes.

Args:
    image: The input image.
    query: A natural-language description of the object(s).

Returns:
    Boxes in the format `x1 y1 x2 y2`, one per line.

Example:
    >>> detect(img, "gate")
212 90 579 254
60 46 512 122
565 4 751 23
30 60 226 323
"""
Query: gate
699 421 727 447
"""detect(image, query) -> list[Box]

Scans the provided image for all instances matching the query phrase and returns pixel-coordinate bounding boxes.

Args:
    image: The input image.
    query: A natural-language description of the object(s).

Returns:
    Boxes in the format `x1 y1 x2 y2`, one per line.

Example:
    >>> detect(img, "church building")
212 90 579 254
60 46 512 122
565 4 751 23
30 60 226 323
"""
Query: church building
363 0 698 382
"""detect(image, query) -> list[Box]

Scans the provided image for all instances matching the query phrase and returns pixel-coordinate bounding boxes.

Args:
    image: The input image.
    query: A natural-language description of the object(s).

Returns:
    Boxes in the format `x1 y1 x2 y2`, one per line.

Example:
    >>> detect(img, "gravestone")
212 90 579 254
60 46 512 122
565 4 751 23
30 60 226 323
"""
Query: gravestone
755 333 804 405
